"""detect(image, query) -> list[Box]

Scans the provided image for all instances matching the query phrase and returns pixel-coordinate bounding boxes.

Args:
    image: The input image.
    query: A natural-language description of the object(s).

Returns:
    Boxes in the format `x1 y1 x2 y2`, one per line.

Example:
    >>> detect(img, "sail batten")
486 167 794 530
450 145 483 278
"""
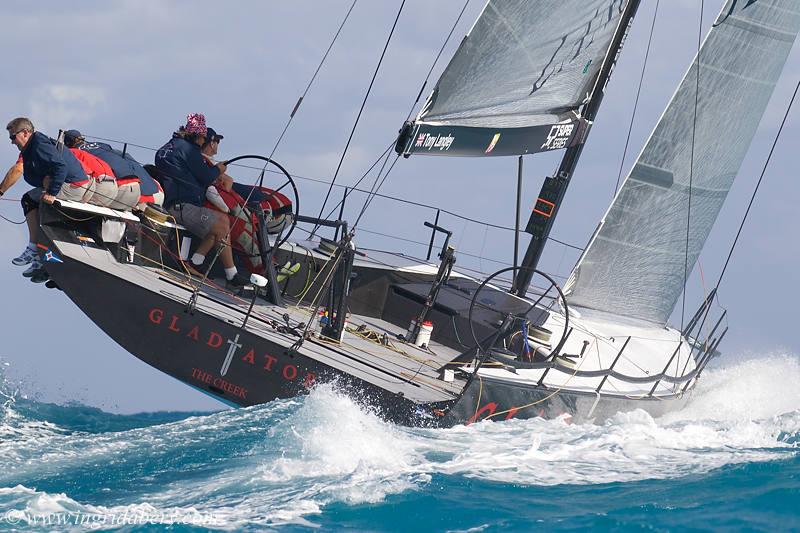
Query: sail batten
566 0 800 325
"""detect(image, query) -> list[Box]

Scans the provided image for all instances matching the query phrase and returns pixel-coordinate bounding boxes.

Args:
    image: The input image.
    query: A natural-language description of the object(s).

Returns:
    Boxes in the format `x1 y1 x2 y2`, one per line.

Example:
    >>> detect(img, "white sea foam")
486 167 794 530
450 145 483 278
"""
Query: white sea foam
1 352 798 529
662 351 800 423
230 353 800 522
0 485 224 531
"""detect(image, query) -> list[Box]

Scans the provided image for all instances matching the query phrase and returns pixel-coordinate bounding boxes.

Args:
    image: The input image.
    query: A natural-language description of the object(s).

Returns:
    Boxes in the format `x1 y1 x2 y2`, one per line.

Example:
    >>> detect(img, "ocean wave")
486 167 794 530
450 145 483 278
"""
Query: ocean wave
1 352 798 529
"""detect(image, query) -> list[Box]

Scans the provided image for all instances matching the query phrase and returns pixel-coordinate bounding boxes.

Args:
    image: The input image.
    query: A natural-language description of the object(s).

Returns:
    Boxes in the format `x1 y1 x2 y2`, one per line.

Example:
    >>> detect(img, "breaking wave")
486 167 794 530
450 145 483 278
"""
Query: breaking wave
1 352 798 529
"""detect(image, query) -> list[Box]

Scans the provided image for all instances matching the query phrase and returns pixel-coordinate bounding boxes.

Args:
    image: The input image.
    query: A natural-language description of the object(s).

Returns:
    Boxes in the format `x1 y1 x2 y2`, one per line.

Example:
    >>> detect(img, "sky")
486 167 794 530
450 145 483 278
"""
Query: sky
0 0 797 413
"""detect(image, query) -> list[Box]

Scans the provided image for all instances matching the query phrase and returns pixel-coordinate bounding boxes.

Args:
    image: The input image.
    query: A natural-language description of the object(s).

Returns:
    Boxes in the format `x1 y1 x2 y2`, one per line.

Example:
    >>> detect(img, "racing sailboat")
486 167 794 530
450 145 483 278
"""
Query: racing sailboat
33 0 800 425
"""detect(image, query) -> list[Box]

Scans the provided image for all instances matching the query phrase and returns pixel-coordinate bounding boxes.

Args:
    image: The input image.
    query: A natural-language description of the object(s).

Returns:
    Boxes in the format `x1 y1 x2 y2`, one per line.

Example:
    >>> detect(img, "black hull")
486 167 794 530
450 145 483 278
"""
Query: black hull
44 248 452 426
37 208 689 428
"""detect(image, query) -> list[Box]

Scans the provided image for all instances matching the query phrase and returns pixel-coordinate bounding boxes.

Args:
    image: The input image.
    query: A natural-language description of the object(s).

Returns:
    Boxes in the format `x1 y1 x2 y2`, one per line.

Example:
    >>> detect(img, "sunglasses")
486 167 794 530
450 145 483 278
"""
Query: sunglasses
9 131 19 141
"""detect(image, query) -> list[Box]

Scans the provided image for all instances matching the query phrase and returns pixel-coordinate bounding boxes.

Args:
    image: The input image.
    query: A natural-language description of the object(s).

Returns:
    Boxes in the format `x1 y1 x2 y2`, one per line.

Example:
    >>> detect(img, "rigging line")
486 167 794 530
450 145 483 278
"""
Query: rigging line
83 135 153 152
311 0 407 237
479 223 489 276
678 58 800 388
80 133 585 249
319 166 583 249
331 178 582 247
268 0 358 161
217 156 585 241
404 0 472 121
0 213 25 225
353 153 401 230
681 0 704 332
319 226 570 280
714 80 798 312
352 146 396 226
613 0 660 196
322 140 395 221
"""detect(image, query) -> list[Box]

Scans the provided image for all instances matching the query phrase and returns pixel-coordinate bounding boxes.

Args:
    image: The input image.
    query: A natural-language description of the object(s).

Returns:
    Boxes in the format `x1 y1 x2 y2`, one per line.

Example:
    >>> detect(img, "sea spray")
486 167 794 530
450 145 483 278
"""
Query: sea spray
0 353 797 529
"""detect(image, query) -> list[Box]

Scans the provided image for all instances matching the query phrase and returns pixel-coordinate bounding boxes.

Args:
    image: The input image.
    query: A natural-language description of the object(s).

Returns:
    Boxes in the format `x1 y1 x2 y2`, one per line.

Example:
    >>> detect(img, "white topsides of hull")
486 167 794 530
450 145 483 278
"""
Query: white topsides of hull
476 307 696 398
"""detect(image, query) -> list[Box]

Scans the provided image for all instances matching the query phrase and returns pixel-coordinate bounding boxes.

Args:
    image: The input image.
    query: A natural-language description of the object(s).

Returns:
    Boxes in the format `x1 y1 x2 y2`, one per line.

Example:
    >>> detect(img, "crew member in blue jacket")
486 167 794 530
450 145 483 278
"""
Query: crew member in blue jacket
155 113 247 289
6 117 94 282
64 130 164 208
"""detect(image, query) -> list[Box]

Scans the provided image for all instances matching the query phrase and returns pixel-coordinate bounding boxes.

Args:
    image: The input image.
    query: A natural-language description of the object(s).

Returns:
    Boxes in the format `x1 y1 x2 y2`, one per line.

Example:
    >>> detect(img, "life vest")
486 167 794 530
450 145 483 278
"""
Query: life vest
230 183 293 234
203 184 293 274
69 148 116 180
139 178 164 206
77 141 154 192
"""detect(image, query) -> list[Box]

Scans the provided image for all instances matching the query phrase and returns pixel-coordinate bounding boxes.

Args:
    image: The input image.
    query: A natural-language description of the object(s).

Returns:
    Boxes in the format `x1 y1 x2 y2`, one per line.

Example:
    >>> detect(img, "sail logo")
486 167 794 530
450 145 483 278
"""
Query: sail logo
415 132 455 151
540 124 575 150
44 250 63 263
485 133 501 153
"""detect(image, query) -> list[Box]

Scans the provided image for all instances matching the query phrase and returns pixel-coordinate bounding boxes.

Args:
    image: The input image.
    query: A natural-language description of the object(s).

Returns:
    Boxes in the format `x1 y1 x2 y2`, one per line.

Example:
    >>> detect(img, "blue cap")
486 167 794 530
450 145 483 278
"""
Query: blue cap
64 129 82 142
206 127 223 142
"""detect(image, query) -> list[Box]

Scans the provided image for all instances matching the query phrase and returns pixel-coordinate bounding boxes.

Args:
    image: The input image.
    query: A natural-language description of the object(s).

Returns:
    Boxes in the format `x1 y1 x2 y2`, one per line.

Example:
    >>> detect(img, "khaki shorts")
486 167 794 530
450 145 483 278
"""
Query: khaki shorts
168 203 220 239
90 175 119 208
110 181 141 211
28 180 96 204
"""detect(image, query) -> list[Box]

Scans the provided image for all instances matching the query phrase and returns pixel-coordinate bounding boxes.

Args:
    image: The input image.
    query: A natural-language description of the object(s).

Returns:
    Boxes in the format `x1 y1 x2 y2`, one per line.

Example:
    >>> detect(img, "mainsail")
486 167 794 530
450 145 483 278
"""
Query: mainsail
566 0 800 324
398 0 629 157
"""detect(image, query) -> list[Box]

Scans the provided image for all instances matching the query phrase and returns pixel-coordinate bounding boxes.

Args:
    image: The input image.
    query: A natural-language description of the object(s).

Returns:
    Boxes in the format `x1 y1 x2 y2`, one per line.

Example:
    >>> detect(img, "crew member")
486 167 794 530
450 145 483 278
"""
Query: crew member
200 127 231 212
64 130 164 210
68 147 118 208
6 117 94 282
155 113 248 289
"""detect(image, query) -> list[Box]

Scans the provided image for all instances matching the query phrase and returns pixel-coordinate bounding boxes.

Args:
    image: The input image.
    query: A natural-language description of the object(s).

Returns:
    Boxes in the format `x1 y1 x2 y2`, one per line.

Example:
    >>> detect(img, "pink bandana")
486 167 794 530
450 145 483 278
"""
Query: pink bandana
185 113 208 136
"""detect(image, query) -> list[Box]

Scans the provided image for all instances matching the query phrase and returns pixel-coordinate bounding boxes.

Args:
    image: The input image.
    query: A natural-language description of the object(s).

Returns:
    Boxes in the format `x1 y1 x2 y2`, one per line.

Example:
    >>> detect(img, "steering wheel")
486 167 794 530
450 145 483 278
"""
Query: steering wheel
223 155 299 249
467 266 570 360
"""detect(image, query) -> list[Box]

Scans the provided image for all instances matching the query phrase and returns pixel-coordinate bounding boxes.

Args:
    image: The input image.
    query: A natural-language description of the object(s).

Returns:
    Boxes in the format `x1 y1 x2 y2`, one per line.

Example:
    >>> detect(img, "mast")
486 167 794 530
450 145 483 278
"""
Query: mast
511 0 642 297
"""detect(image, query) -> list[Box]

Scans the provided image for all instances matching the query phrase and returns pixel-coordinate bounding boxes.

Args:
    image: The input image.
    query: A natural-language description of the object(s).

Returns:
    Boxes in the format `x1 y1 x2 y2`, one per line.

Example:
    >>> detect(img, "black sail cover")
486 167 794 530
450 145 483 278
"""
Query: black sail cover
399 0 628 157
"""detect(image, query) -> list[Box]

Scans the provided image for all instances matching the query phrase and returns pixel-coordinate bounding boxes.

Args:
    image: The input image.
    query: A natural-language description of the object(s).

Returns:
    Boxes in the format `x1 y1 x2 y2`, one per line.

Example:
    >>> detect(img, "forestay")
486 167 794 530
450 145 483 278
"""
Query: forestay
399 0 628 157
566 0 800 324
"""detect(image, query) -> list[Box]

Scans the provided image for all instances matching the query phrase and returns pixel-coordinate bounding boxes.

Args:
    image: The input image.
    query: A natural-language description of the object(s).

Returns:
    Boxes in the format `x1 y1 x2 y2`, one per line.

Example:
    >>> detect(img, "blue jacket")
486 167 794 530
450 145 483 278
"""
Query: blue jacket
21 132 88 195
77 141 160 196
154 135 220 208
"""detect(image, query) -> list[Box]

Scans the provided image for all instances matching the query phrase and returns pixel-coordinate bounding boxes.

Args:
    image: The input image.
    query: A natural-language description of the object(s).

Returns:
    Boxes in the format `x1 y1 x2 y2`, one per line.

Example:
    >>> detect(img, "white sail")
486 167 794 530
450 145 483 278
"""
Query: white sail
418 0 627 129
566 0 800 324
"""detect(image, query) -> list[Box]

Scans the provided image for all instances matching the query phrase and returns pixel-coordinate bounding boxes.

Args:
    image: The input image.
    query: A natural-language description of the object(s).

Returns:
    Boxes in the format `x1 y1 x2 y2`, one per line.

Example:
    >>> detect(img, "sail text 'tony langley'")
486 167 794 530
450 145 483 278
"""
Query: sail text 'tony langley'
415 132 455 151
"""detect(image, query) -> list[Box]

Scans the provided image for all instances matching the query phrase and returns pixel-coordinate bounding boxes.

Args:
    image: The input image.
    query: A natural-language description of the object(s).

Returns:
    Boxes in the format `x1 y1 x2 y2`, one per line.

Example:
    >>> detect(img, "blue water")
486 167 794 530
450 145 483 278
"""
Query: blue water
2 354 799 531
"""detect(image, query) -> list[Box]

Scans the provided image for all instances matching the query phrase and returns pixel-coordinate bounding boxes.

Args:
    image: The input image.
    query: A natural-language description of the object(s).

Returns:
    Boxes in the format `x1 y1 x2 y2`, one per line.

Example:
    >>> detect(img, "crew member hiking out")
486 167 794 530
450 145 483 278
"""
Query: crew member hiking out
64 130 164 210
6 117 95 283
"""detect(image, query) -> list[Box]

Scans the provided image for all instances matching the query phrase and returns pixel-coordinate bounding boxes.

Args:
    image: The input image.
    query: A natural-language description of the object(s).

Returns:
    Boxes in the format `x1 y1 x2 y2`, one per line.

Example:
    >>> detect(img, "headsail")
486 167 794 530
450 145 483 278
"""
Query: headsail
565 0 800 324
397 0 628 157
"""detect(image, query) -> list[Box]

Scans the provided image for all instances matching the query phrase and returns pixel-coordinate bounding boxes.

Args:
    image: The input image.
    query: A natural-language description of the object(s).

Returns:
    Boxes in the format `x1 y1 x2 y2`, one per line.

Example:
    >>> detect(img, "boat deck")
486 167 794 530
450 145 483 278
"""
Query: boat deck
57 240 467 404
56 230 699 403
46 194 701 405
